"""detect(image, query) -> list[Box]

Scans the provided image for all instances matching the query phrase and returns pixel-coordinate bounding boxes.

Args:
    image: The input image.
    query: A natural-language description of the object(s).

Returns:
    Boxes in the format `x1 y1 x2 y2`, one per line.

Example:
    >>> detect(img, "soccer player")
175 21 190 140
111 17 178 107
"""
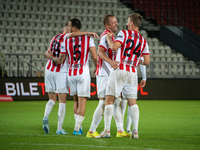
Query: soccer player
43 23 98 134
86 14 128 138
96 13 150 138
49 18 98 135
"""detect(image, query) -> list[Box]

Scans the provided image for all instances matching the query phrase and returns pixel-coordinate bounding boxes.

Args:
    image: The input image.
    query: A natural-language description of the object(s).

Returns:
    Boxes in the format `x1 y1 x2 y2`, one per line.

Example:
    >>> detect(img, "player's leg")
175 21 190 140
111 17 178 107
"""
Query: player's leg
56 72 68 134
96 70 126 138
87 76 106 137
113 97 129 137
73 74 90 135
43 70 56 133
56 93 67 134
73 94 78 120
95 95 114 138
73 94 84 133
125 72 139 138
74 97 86 134
44 92 57 119
126 106 132 136
127 98 139 138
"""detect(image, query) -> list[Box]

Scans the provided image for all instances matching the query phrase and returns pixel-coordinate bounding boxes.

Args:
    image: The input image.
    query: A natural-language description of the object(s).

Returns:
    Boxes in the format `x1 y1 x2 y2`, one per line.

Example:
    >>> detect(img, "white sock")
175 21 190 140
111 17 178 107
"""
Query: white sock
74 114 82 129
89 100 104 133
44 99 55 119
121 99 127 119
104 105 113 132
75 115 84 132
126 106 132 131
129 104 139 134
57 103 66 131
113 98 124 132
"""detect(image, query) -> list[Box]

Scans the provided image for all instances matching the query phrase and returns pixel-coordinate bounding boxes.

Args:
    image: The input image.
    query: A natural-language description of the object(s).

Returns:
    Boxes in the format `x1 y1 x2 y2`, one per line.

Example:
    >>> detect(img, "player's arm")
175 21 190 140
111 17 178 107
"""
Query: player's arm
45 49 51 58
106 33 121 51
47 50 66 64
97 47 119 70
139 64 146 88
90 46 97 68
68 32 99 39
51 54 66 64
141 54 150 65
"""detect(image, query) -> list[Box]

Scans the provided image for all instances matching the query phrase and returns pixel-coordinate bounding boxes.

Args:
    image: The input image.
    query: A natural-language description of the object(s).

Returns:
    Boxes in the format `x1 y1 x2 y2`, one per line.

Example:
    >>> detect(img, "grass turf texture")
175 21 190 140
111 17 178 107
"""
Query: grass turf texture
0 100 199 150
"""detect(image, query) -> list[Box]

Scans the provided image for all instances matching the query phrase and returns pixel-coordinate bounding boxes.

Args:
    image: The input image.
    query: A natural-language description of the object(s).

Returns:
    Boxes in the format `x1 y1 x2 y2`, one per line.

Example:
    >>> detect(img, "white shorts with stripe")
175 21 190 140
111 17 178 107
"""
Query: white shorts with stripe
45 69 69 93
105 69 138 99
68 74 91 98
96 76 108 99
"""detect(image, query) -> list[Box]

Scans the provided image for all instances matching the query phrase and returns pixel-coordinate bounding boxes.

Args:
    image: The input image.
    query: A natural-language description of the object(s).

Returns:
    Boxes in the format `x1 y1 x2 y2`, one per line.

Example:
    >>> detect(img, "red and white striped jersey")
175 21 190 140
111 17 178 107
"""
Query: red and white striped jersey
96 29 116 76
115 30 150 73
45 33 69 72
60 35 95 76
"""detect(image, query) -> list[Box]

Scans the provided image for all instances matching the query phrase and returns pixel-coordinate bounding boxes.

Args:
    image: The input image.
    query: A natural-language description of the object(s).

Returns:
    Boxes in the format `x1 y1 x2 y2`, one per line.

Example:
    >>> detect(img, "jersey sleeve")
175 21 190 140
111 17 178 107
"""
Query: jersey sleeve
142 42 150 55
89 37 95 48
99 35 108 50
60 35 68 54
115 30 125 44
48 36 55 50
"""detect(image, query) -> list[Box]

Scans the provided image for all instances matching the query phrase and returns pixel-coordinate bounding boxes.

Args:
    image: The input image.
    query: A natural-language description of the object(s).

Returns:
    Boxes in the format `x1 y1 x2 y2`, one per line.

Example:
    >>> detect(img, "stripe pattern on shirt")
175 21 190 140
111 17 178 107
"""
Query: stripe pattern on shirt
96 29 116 76
45 33 67 72
64 35 91 76
115 30 148 73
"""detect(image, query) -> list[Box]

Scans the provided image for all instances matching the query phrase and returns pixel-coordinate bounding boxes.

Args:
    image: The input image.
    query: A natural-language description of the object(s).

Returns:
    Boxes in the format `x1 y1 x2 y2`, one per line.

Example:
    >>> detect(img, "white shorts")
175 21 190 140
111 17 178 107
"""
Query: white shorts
68 74 91 98
105 69 138 99
45 69 69 93
96 76 108 98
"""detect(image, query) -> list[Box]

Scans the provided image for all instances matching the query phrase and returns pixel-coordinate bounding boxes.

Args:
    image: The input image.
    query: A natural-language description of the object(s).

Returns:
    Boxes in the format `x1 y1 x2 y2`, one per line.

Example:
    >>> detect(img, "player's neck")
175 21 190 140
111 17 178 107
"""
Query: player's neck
105 28 114 34
130 27 139 32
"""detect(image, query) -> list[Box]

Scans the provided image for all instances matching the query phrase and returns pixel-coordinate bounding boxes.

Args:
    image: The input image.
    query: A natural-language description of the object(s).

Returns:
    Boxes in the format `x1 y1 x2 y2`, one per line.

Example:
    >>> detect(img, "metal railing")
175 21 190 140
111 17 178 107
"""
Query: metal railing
1 55 200 78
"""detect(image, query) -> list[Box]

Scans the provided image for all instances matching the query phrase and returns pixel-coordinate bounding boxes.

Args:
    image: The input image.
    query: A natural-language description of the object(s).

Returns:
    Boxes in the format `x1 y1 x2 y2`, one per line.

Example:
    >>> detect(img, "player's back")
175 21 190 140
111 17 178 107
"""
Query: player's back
115 30 149 72
46 33 68 72
65 35 95 76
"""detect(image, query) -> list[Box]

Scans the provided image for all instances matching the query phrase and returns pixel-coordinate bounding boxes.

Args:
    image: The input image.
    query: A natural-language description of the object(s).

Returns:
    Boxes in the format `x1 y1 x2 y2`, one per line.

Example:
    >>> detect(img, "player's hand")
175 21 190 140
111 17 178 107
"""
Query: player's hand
46 50 53 59
88 32 99 38
110 60 119 70
139 80 146 88
106 33 113 38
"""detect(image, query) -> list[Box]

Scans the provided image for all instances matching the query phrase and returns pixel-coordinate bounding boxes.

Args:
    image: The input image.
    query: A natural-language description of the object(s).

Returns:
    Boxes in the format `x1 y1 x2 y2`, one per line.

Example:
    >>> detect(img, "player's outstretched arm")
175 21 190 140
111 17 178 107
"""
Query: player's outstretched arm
106 33 121 51
69 32 99 39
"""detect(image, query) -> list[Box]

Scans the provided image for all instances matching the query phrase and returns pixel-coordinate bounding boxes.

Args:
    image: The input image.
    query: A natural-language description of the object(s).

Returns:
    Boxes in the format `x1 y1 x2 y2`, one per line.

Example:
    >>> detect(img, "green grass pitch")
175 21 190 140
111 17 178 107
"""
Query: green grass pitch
0 100 200 150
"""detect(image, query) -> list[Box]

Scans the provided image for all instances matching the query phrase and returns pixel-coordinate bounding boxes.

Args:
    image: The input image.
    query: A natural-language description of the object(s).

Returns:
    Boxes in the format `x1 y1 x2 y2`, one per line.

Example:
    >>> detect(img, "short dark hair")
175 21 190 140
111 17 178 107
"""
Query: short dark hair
69 18 82 30
103 14 115 26
128 13 142 27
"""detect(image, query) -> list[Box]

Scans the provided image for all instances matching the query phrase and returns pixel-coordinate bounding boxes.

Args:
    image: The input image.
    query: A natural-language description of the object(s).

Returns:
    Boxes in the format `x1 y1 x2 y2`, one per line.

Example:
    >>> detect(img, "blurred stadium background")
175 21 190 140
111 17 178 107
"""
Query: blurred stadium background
0 0 200 79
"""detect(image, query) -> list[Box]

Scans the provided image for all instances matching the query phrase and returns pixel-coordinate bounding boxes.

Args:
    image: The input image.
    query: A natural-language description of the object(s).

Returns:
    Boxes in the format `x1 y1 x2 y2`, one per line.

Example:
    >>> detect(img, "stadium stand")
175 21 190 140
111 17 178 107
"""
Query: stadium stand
0 0 199 78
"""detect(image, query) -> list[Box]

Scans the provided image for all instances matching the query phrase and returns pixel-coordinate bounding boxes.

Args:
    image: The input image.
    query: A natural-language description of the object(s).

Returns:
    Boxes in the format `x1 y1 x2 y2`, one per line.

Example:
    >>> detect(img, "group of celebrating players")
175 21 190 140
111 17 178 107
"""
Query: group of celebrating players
42 13 150 139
